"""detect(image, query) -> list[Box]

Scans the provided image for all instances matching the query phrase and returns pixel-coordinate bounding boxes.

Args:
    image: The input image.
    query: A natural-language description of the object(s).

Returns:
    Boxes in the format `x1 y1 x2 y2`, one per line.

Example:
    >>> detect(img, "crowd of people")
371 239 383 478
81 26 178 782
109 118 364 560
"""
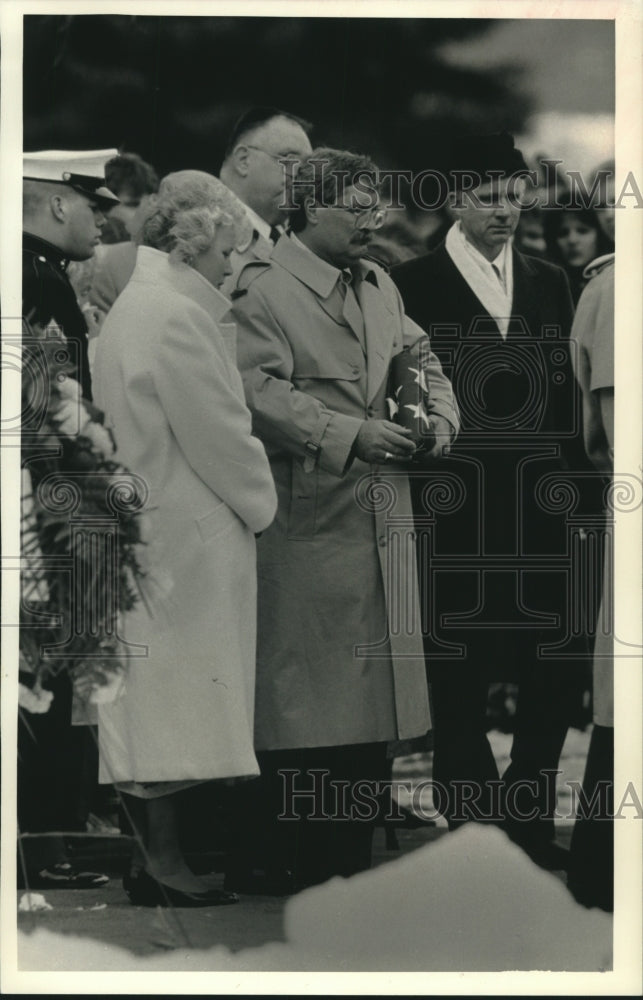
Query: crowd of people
19 108 614 913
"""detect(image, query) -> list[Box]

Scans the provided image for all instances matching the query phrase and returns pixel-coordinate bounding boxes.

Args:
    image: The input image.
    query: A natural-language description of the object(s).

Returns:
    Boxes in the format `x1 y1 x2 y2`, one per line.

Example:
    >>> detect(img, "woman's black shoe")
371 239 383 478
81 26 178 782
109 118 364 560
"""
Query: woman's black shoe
125 867 239 907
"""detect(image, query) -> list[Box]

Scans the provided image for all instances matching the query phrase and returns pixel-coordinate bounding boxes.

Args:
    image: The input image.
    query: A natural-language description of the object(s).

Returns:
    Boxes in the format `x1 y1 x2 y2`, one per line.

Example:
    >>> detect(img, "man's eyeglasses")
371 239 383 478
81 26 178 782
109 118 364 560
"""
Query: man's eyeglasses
325 204 387 230
244 145 303 164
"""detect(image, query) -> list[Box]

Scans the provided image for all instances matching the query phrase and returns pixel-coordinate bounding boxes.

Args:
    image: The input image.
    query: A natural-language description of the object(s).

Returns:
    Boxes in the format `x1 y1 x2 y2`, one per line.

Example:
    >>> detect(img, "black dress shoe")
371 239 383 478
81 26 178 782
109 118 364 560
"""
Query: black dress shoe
125 868 239 907
223 868 297 896
25 863 109 889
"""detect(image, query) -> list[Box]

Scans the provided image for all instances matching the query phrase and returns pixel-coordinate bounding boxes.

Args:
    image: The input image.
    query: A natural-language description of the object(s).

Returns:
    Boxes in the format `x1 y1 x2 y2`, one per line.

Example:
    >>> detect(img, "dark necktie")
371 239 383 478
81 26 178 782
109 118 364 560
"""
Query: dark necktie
338 269 365 348
269 226 281 246
491 263 506 292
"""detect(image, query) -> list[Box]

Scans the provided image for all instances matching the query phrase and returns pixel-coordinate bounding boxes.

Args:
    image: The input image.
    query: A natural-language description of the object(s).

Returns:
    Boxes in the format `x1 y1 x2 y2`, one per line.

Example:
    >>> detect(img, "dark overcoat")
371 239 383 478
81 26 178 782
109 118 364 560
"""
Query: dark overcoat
393 242 592 679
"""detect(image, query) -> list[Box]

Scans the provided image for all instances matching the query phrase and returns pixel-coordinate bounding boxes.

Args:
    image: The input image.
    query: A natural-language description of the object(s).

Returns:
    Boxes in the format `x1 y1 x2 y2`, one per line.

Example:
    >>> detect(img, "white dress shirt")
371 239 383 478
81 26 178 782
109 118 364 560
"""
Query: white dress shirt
242 205 285 246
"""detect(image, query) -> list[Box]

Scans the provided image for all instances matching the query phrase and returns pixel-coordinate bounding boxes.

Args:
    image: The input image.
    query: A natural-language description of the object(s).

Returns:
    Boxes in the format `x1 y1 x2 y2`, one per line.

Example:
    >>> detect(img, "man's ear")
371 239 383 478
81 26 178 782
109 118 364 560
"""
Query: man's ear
50 192 67 223
303 197 319 227
231 144 250 178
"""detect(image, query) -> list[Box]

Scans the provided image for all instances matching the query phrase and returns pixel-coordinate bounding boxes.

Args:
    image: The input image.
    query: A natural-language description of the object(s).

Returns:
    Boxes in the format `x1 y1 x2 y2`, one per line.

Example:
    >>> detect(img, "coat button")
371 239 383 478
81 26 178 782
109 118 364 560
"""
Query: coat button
367 406 375 416
378 535 387 547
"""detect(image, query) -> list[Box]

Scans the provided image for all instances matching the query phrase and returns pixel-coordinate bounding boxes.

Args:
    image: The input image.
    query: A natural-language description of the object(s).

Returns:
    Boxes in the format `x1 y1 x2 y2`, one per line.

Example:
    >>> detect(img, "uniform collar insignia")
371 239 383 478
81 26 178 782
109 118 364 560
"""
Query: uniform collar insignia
23 232 70 272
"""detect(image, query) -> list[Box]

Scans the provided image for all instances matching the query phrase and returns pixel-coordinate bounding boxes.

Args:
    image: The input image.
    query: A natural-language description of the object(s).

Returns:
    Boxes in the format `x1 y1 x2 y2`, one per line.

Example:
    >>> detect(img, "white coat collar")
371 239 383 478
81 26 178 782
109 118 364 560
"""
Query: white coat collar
134 246 233 322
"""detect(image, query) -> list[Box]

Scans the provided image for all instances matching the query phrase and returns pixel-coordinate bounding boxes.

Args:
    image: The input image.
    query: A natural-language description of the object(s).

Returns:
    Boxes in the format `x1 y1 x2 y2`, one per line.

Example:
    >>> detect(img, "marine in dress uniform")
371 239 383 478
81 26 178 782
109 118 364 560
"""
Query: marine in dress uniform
22 148 120 399
19 150 119 889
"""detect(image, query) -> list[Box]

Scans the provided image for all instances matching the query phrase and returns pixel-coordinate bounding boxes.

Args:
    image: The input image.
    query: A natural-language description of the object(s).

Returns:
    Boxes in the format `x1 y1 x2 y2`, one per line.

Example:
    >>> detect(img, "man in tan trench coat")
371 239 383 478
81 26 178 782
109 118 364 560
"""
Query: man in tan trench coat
230 148 459 891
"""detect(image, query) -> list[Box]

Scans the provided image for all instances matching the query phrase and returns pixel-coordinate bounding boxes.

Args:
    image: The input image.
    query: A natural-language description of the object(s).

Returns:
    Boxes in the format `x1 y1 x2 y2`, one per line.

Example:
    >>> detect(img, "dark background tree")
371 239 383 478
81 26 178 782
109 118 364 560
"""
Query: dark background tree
24 15 532 177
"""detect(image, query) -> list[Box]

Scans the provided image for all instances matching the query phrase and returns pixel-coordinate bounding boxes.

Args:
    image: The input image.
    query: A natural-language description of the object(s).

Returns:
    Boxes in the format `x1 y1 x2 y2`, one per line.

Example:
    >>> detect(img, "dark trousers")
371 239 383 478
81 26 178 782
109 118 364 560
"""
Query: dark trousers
430 660 575 846
228 742 388 888
567 724 613 910
17 672 86 871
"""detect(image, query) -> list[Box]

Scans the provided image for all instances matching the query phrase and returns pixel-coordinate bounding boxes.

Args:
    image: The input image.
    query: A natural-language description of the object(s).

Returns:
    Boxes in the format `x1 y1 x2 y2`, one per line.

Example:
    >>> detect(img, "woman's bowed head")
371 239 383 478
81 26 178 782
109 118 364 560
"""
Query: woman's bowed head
142 170 252 290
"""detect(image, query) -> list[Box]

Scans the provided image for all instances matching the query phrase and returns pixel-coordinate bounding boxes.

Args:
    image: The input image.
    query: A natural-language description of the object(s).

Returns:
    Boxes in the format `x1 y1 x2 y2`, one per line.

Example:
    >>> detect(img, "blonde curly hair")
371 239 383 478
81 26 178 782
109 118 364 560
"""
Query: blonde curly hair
142 170 251 263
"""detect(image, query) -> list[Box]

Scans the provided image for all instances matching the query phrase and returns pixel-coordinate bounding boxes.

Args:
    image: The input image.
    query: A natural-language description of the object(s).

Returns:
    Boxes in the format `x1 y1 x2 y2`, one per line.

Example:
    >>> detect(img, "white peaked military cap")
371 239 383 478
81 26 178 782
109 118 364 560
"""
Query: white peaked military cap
23 148 121 207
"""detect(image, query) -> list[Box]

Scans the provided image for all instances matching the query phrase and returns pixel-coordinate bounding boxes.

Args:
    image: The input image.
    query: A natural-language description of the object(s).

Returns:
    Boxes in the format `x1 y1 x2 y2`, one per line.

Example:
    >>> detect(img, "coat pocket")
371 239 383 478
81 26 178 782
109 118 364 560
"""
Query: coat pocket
287 458 318 540
196 501 234 542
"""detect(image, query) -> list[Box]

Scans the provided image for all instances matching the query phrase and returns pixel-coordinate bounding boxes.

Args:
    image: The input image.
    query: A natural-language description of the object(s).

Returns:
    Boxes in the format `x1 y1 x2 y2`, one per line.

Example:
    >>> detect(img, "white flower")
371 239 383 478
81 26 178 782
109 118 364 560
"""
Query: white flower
82 303 102 338
18 683 54 714
57 375 82 401
73 659 127 705
55 397 82 437
88 669 126 704
79 417 114 458
19 892 53 912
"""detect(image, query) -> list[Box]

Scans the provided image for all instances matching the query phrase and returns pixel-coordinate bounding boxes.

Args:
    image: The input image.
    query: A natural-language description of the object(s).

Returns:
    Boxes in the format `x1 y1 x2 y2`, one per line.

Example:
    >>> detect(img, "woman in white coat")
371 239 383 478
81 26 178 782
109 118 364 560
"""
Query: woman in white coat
93 171 277 906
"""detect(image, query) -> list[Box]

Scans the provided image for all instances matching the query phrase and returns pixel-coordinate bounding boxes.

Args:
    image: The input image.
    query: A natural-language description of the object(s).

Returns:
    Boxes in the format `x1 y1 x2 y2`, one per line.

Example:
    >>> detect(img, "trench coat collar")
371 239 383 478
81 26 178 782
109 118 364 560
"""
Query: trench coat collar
134 246 233 323
235 206 275 257
274 233 381 295
242 205 272 245
274 233 342 296
273 234 394 402
273 234 386 347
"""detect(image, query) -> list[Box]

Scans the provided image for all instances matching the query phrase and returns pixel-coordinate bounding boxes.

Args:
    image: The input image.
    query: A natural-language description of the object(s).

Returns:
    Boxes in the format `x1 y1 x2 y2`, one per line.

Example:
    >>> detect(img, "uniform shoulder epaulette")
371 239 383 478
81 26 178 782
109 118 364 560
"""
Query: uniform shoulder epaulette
582 252 615 282
231 259 273 299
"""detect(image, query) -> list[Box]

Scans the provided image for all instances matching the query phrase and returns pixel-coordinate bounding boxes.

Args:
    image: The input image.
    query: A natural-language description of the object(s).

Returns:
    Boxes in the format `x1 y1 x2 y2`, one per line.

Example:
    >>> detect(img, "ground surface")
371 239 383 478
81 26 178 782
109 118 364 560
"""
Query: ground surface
16 727 591 968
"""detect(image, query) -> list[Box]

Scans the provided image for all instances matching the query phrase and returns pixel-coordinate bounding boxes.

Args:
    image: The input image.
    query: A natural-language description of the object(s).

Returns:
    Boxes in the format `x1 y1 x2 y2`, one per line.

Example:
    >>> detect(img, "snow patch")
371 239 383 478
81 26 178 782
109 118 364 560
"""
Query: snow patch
18 826 612 972
286 824 612 971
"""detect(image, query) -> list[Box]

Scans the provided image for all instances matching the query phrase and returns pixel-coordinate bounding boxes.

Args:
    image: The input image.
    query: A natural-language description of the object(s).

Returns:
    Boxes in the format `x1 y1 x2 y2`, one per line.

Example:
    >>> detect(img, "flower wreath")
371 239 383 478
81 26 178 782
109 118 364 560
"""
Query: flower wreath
20 320 147 713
